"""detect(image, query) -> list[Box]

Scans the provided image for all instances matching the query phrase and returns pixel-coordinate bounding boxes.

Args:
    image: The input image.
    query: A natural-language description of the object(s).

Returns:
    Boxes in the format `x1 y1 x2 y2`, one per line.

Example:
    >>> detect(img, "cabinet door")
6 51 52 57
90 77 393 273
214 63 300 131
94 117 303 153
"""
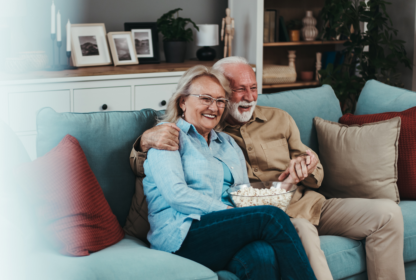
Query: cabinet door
74 87 131 112
135 84 177 111
9 90 70 132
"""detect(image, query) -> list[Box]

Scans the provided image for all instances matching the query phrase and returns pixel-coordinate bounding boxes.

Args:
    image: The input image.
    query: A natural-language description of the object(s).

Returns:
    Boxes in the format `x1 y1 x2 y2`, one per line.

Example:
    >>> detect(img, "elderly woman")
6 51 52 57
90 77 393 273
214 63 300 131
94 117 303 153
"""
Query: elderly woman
142 65 316 280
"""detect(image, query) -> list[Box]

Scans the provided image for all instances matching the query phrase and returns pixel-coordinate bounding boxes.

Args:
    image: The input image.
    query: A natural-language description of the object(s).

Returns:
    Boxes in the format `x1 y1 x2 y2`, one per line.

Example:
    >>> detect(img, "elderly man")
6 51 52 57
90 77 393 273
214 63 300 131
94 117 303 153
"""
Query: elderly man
129 57 404 280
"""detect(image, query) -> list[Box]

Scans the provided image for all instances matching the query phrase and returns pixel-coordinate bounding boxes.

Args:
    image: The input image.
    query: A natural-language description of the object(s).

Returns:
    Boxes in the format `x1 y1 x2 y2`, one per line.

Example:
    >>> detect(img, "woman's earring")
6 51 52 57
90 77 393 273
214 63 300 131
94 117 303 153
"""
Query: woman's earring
182 109 185 118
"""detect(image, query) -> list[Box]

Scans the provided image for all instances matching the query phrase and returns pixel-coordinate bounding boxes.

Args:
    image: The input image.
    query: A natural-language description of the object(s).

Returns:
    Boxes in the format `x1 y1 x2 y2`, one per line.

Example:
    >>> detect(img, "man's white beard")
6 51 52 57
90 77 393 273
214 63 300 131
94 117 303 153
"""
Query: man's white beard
229 101 257 123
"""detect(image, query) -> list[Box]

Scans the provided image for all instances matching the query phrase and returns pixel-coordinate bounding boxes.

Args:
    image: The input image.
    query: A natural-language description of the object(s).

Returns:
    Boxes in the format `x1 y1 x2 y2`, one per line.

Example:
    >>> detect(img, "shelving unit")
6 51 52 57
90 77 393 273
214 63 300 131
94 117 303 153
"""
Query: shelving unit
230 0 346 93
264 40 347 47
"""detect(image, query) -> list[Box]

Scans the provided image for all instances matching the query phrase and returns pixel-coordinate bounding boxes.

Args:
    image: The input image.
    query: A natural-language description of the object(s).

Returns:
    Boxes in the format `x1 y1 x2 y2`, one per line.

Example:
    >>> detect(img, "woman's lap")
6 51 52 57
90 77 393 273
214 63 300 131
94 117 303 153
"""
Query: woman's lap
174 205 316 280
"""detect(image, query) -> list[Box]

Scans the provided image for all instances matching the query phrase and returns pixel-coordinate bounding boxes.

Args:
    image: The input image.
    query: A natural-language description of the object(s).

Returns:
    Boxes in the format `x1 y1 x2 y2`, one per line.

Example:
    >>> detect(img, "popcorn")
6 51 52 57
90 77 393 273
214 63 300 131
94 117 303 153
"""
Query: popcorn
230 186 294 211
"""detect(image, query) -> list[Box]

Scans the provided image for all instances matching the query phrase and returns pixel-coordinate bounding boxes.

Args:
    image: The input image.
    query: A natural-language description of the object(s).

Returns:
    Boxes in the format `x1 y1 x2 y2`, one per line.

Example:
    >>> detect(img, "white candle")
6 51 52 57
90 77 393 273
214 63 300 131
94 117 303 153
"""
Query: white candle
57 11 61 41
51 0 56 34
66 20 71 51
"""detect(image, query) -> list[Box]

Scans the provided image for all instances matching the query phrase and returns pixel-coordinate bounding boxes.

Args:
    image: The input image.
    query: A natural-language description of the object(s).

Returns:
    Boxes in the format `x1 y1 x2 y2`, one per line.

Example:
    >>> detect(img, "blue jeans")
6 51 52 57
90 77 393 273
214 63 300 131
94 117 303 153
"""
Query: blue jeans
174 205 317 280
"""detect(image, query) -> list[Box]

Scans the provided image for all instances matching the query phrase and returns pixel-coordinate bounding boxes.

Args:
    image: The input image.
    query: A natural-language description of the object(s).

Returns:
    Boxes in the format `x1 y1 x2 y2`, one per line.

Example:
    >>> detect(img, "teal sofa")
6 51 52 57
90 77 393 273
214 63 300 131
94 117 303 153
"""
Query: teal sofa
6 80 416 279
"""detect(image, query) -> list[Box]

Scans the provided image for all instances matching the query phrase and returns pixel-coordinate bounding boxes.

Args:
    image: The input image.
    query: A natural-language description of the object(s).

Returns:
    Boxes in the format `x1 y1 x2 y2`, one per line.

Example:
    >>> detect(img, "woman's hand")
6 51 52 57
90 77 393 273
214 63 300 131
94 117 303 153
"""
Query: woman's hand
227 206 234 209
278 150 318 183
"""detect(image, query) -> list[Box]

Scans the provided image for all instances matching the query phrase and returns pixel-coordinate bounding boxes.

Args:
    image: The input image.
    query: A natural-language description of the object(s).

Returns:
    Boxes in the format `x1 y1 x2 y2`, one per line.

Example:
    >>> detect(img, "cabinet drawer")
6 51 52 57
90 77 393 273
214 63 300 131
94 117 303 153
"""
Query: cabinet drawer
74 87 131 112
9 90 70 132
135 84 177 111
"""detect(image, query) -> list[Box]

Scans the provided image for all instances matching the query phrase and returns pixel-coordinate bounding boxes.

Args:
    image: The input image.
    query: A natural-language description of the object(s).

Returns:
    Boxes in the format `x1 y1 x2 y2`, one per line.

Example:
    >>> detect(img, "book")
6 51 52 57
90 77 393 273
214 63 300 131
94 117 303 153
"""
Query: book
279 16 289 42
266 9 279 42
264 11 270 43
269 10 275 42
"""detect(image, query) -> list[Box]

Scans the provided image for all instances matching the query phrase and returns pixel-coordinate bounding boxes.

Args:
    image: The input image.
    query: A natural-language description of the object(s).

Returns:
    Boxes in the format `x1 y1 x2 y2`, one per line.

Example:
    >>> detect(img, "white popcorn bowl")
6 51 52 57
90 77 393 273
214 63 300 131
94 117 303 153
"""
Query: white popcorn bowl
227 181 298 212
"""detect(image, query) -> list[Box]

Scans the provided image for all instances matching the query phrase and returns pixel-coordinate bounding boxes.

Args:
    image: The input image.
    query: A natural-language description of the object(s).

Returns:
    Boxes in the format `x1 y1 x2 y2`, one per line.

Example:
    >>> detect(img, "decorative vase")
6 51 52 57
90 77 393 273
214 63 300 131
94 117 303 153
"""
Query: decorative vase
289 30 300 42
301 11 318 41
163 41 187 63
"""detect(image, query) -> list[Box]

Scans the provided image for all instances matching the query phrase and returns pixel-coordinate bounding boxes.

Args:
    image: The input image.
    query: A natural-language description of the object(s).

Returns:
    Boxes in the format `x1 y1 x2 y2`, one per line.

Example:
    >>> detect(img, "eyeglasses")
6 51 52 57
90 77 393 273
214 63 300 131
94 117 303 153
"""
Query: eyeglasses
189 94 229 108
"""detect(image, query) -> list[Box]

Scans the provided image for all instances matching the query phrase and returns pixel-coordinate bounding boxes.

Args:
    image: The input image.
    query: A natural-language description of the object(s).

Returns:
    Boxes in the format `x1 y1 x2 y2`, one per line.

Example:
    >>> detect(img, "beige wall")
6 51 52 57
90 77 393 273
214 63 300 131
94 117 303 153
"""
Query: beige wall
388 0 415 90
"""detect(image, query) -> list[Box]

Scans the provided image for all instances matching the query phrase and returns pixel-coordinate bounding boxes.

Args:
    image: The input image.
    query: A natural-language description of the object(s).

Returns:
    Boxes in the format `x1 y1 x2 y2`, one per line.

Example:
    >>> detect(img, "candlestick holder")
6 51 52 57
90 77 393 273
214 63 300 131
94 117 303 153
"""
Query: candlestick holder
66 51 77 70
57 40 63 69
51 33 56 69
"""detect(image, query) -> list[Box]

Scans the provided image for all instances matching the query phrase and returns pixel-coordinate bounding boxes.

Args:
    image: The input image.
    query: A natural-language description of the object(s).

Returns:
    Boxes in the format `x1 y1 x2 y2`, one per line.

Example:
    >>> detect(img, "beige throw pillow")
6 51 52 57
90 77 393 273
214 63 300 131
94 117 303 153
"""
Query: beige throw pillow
314 116 401 203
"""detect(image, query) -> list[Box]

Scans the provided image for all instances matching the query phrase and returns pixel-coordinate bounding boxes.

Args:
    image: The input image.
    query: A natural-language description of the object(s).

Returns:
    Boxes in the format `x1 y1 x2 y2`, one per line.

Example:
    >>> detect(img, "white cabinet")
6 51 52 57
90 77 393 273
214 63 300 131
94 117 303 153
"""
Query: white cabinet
8 90 70 132
135 84 177 111
1 71 185 160
74 87 131 112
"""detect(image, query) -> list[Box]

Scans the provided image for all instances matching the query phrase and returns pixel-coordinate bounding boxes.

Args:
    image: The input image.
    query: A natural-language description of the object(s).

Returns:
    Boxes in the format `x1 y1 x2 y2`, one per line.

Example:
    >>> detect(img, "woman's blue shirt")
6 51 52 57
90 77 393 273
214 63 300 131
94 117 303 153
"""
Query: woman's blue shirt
143 118 249 253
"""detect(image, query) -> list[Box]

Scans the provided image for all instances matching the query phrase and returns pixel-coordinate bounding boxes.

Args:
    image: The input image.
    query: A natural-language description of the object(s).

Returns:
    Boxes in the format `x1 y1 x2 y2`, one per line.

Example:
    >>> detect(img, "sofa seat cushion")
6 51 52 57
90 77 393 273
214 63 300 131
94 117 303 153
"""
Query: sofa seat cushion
29 235 217 280
320 236 366 280
400 201 416 263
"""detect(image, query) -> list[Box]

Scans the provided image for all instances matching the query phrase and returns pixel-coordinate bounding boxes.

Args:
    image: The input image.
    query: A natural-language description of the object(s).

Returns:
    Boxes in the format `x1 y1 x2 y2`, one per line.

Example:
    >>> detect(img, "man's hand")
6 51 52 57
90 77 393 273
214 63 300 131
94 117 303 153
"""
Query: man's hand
278 150 318 183
139 123 181 153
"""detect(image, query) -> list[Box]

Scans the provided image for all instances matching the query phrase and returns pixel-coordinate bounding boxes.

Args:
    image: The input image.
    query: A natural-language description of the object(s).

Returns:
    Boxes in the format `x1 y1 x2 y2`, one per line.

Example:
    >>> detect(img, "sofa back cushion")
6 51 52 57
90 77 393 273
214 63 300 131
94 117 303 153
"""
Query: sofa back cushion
257 85 342 154
36 108 162 227
355 79 416 115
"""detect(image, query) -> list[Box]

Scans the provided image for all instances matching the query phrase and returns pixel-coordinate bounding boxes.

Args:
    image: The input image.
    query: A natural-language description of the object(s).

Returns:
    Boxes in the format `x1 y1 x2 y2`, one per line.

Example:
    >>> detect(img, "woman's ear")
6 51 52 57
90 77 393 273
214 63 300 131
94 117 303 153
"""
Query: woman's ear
179 96 186 113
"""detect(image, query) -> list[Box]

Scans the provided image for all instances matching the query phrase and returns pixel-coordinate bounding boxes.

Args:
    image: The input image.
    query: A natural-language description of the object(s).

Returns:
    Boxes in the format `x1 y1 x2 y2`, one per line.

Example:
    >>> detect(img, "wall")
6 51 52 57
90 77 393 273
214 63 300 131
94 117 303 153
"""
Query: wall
388 0 415 90
0 0 228 68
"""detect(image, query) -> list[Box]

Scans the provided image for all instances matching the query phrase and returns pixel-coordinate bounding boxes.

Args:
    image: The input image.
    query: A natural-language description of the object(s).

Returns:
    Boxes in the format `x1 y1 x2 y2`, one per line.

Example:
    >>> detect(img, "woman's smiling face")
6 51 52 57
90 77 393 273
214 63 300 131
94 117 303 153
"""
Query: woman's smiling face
180 75 226 140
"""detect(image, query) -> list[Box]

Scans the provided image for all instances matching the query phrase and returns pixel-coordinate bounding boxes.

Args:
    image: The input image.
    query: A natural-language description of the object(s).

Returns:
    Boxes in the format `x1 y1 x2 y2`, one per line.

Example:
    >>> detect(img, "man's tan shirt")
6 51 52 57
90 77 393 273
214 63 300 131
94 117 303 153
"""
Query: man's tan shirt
130 106 326 226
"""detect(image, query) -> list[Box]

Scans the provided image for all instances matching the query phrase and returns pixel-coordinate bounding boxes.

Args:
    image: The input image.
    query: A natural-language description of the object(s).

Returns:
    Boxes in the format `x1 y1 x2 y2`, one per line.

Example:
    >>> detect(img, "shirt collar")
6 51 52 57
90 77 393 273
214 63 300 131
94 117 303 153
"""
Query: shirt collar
176 118 222 143
224 106 267 129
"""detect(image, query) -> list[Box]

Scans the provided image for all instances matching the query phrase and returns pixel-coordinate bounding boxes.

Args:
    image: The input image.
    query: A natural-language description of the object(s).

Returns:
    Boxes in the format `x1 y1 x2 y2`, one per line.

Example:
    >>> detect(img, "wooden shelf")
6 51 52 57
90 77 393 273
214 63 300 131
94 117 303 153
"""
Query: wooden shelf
264 40 347 47
1 60 257 82
262 81 320 89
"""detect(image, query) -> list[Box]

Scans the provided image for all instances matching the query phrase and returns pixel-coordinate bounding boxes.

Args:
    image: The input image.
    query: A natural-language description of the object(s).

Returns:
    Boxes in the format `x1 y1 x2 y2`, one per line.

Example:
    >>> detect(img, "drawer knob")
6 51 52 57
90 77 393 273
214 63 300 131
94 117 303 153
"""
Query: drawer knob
161 100 167 106
102 104 108 110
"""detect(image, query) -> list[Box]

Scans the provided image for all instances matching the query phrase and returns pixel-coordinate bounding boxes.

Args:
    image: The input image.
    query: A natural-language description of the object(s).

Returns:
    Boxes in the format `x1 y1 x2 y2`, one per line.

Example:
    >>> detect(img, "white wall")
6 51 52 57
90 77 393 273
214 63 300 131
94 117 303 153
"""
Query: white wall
0 0 228 68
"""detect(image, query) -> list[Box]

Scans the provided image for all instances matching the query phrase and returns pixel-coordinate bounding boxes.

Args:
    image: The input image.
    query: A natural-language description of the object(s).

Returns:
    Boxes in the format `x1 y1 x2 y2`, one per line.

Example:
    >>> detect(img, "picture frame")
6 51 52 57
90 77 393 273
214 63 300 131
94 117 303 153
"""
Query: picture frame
71 23 112 67
107 32 139 66
124 22 160 64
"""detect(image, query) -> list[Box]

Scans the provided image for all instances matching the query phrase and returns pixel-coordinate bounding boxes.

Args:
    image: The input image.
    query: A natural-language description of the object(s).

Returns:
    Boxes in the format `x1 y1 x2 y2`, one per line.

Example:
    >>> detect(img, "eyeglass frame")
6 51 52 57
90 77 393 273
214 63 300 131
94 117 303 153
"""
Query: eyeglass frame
188 94 229 108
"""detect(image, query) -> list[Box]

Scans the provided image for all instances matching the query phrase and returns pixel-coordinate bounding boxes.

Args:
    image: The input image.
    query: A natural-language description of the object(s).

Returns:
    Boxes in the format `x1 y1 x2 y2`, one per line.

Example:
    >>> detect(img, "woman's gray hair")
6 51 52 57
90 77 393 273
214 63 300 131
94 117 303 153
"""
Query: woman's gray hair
212 56 249 74
161 65 231 130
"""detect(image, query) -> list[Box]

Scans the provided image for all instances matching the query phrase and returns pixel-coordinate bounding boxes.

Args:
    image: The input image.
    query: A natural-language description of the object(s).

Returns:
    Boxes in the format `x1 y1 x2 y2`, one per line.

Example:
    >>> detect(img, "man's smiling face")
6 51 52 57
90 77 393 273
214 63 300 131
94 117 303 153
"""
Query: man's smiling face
222 63 258 125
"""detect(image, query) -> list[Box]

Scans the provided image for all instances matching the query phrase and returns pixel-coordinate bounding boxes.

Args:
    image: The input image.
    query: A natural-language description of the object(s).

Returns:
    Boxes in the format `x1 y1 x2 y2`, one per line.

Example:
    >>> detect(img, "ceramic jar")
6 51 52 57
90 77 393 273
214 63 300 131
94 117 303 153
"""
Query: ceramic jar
20 51 48 70
302 11 318 41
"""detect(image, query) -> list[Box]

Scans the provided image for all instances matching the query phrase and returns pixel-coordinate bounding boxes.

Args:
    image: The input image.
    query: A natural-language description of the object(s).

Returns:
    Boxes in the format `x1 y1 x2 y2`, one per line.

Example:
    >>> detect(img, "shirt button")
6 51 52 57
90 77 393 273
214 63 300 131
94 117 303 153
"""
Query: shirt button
248 146 253 151
231 167 234 169
254 168 258 172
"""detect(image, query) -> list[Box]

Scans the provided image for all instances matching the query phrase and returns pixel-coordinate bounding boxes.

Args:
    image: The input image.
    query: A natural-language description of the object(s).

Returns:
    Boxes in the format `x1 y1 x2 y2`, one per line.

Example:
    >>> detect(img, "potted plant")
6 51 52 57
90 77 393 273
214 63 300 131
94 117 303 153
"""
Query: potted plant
319 0 412 114
157 8 199 63
286 20 302 42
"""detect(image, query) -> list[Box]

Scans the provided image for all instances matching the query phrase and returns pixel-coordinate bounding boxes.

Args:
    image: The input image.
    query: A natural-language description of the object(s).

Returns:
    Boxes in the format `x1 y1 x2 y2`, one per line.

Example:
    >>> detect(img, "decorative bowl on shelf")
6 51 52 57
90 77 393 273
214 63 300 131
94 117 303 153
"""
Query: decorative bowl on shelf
300 71 314 81
227 181 297 212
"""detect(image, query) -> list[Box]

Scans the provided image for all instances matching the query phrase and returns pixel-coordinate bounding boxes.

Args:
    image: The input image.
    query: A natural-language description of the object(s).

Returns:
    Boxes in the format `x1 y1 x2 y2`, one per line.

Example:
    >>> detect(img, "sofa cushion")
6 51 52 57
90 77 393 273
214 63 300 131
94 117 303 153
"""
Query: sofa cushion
320 236 366 280
36 108 162 227
400 201 416 263
340 107 416 200
19 135 124 256
355 79 416 115
29 235 217 280
314 117 400 203
257 85 342 154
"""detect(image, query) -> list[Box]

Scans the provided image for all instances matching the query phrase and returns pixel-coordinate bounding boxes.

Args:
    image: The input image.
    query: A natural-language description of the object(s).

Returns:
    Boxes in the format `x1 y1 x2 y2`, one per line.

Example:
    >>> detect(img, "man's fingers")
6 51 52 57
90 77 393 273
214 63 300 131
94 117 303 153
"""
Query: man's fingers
295 163 304 180
278 169 290 181
306 155 311 165
167 123 181 132
301 161 308 178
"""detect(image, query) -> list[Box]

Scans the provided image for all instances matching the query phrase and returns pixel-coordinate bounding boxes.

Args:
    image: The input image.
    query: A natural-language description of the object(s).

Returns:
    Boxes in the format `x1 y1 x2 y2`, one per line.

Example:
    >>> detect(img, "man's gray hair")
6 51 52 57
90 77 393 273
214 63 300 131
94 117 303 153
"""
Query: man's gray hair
212 56 249 74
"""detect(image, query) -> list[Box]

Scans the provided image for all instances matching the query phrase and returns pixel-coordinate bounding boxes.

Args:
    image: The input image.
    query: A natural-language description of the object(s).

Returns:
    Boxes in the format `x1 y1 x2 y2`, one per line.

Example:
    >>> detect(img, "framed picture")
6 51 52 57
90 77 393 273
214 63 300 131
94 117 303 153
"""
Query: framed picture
124 22 160 64
107 32 139 66
70 23 112 67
